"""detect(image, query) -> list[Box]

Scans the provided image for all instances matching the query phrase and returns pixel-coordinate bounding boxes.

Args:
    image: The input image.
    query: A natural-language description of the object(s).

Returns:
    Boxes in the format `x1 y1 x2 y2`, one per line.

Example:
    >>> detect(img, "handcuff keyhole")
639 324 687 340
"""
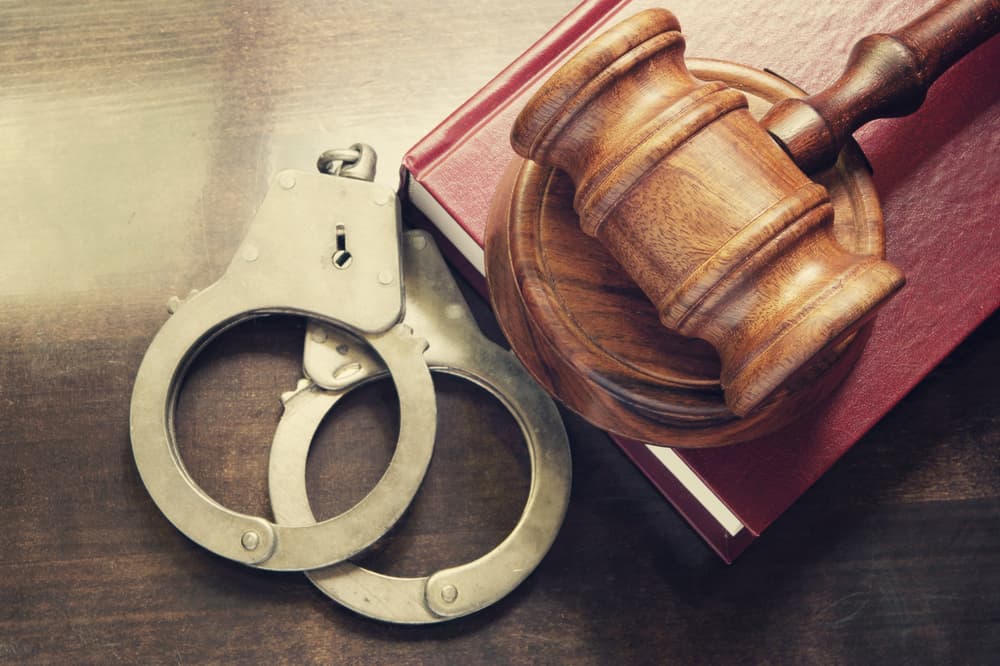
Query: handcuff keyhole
333 225 353 269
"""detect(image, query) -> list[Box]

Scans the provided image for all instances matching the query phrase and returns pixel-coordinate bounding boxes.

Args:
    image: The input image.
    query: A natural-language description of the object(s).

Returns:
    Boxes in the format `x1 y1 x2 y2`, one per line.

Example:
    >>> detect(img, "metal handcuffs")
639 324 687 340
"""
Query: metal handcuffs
129 145 571 621
269 229 571 623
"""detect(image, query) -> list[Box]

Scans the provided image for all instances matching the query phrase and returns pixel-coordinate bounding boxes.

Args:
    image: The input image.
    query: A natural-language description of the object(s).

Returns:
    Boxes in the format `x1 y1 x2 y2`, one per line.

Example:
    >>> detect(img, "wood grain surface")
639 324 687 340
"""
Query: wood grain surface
1 1 997 663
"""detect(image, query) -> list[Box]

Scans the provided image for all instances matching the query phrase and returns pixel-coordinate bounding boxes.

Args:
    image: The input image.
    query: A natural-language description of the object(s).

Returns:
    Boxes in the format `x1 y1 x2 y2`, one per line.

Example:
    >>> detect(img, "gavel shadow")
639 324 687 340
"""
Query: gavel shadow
857 34 1000 201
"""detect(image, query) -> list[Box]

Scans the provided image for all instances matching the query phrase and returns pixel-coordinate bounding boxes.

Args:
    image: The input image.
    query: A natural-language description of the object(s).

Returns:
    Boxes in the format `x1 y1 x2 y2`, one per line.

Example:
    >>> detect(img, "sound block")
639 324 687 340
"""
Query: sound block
485 59 884 447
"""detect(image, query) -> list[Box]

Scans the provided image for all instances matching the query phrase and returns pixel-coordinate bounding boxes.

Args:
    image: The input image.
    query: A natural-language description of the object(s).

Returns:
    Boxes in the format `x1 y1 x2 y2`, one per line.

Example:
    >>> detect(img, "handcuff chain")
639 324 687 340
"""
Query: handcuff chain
317 143 377 182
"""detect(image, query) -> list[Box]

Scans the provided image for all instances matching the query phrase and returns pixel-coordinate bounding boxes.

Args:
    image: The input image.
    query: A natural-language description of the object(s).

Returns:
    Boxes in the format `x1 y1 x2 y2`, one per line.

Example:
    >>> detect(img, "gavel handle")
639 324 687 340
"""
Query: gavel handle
761 0 1000 174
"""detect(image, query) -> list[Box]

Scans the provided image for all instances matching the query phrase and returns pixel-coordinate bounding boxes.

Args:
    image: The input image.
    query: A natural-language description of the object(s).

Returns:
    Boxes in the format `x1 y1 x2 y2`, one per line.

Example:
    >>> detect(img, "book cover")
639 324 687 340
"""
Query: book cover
400 0 1000 562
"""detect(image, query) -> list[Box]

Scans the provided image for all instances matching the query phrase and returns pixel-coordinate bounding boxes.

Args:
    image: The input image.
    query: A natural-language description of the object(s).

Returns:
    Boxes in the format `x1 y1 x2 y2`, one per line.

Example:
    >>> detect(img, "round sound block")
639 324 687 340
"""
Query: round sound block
485 59 885 447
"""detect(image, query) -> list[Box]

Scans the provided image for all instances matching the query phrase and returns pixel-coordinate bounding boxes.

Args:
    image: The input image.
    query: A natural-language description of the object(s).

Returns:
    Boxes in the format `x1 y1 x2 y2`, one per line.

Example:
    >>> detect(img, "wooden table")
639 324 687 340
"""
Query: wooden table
2 1 997 662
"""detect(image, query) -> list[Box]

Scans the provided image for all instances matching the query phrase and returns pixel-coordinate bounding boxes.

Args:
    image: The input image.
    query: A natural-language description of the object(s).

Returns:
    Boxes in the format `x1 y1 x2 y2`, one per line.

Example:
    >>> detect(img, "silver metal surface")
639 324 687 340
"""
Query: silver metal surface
317 143 377 181
269 231 573 623
130 170 438 570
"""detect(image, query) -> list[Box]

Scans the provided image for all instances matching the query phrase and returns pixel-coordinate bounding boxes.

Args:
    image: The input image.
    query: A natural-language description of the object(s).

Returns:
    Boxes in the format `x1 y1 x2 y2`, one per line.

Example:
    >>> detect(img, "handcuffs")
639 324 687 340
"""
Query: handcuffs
129 145 572 623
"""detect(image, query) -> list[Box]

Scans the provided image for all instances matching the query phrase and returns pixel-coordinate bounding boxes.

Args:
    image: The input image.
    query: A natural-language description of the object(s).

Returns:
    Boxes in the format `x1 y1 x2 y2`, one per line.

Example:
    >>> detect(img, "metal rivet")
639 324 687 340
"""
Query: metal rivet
242 245 259 262
310 328 328 344
411 235 427 250
374 190 391 206
166 296 182 314
336 344 350 355
241 531 260 551
378 270 394 285
440 585 458 604
279 172 296 190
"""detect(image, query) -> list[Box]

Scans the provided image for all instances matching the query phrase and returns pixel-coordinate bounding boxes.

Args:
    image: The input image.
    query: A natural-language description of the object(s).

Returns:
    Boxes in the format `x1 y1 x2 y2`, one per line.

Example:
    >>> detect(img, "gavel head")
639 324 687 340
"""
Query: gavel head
510 8 905 417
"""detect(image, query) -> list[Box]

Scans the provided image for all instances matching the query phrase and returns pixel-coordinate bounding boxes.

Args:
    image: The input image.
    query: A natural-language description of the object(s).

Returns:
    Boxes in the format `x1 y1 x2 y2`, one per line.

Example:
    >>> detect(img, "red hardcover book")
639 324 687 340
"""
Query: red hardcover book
400 0 1000 562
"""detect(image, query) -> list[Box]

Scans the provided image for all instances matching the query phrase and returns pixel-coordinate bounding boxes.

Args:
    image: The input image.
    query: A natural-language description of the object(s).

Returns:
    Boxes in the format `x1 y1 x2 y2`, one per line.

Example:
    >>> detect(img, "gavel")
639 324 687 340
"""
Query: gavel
499 1 999 423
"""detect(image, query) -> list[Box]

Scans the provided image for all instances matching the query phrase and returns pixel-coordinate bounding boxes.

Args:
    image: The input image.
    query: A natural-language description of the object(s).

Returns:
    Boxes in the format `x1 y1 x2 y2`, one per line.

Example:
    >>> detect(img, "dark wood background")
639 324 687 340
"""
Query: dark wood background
1 1 997 663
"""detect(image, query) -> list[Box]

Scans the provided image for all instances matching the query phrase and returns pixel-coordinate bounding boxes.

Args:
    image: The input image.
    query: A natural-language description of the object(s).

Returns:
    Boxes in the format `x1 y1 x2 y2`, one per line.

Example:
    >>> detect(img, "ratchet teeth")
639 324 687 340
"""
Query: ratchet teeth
165 288 200 315
280 378 313 405
392 323 430 354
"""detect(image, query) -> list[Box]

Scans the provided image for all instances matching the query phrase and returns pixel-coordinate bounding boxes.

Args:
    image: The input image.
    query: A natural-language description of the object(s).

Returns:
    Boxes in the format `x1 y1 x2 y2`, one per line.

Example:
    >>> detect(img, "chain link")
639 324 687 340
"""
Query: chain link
317 148 362 176
317 143 377 182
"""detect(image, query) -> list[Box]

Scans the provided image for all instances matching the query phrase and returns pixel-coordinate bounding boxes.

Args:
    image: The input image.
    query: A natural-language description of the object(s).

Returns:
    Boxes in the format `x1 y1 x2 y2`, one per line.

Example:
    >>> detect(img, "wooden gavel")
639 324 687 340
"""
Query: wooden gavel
507 1 999 418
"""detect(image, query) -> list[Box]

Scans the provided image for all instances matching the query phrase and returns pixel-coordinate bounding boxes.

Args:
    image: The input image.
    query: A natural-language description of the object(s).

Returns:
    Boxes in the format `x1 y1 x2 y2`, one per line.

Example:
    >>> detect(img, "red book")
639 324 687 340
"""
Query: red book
400 0 1000 562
